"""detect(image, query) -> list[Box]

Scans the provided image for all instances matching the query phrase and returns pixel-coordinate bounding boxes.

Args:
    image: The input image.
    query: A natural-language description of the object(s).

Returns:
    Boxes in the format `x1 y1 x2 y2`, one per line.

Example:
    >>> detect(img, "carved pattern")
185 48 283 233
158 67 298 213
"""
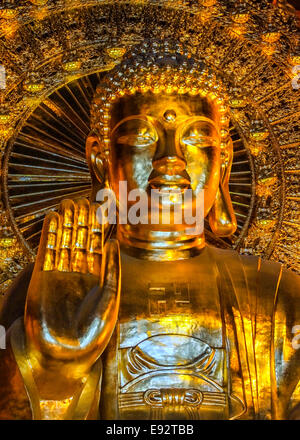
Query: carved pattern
148 283 191 316
143 388 203 407
118 389 228 419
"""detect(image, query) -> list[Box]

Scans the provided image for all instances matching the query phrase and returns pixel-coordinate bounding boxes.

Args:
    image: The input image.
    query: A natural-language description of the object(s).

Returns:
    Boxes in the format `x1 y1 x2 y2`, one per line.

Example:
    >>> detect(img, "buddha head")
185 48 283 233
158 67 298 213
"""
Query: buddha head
86 41 236 256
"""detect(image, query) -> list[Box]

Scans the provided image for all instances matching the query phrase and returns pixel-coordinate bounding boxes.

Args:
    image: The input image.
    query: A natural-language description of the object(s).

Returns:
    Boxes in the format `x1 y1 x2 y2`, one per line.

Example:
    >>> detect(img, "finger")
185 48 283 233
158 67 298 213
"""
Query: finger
87 202 103 275
35 212 61 273
43 212 61 271
57 199 75 272
71 198 89 273
76 239 121 354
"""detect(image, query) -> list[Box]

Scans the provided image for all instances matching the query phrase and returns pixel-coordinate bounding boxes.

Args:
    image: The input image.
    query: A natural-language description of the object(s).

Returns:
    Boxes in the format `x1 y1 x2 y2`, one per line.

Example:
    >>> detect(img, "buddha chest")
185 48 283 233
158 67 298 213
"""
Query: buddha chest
100 249 245 420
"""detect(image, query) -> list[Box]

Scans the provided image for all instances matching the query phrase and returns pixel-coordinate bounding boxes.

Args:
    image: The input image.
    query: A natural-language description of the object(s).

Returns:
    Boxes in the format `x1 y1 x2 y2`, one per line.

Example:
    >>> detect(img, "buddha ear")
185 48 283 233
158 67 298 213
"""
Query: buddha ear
86 133 108 200
208 138 237 237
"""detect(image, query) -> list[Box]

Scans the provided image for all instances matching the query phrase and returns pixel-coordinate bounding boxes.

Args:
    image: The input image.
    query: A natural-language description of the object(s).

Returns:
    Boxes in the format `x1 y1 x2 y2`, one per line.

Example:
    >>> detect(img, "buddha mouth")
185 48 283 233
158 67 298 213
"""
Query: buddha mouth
148 174 191 191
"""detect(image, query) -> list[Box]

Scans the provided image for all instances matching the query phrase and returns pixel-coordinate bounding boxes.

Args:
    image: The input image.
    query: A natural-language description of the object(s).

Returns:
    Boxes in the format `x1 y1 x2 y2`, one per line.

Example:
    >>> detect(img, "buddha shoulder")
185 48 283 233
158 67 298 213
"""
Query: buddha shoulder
207 246 300 317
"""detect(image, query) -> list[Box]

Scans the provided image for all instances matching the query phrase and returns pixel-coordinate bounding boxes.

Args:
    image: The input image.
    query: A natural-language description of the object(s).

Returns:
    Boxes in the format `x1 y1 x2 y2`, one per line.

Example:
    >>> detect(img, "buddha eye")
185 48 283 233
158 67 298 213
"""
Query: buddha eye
180 121 219 148
117 130 157 147
114 120 158 148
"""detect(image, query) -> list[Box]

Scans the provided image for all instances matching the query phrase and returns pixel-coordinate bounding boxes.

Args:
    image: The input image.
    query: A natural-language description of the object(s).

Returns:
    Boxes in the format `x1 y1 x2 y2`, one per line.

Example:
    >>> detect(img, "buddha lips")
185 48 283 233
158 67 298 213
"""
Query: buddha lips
95 181 204 236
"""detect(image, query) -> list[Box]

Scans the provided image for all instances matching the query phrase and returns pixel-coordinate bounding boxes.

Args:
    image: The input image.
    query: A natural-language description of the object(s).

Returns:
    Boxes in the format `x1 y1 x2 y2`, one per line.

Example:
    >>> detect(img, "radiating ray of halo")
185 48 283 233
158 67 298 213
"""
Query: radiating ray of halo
9 184 91 201
204 228 232 249
233 160 250 166
8 174 90 182
65 85 90 121
76 80 93 109
37 105 86 145
233 149 248 157
13 139 87 165
232 200 251 208
28 114 84 149
230 171 252 176
11 188 91 211
8 163 90 176
23 122 84 154
230 192 251 198
229 182 251 187
16 132 86 160
19 218 44 233
235 212 248 219
10 153 88 172
55 90 90 132
41 100 88 138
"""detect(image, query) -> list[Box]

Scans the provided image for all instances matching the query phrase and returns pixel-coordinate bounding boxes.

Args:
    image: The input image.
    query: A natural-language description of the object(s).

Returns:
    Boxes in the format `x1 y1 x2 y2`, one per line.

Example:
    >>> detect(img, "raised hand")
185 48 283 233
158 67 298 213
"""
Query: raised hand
24 197 120 378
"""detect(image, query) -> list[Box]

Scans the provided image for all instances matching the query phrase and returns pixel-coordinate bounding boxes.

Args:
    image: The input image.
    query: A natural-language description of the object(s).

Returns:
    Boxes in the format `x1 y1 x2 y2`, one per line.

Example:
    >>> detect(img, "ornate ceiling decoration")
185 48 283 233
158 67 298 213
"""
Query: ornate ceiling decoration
0 0 299 293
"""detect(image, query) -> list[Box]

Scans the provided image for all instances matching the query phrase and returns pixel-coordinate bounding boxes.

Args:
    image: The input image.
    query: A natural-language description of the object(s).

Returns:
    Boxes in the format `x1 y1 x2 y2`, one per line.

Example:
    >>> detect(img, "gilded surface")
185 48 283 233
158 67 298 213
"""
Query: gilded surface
0 0 299 421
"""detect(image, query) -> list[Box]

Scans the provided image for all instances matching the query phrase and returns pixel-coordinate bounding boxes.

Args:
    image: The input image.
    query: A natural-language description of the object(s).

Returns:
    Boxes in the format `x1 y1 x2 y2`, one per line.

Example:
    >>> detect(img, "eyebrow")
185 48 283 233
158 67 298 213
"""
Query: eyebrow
112 115 219 138
111 115 150 135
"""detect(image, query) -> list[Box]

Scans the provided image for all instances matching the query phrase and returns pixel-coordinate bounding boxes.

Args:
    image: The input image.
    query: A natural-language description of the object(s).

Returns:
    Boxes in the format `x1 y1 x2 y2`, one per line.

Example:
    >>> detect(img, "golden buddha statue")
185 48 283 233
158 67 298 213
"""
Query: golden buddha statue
0 41 299 421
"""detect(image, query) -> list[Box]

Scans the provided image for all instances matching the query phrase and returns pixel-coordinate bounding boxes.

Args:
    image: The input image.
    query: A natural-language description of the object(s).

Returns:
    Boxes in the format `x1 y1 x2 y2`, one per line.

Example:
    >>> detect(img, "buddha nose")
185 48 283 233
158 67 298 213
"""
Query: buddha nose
152 129 186 175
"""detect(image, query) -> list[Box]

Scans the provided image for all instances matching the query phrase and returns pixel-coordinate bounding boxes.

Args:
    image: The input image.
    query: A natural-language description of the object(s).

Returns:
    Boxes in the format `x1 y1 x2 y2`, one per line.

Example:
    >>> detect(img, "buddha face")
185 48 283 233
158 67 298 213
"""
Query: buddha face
107 92 221 233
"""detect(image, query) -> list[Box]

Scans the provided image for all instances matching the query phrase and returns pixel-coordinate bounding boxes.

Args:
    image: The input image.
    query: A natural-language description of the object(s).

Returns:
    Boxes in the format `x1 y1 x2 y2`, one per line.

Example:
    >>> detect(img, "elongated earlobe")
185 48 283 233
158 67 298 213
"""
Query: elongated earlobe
86 133 108 201
209 185 237 237
209 139 237 237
